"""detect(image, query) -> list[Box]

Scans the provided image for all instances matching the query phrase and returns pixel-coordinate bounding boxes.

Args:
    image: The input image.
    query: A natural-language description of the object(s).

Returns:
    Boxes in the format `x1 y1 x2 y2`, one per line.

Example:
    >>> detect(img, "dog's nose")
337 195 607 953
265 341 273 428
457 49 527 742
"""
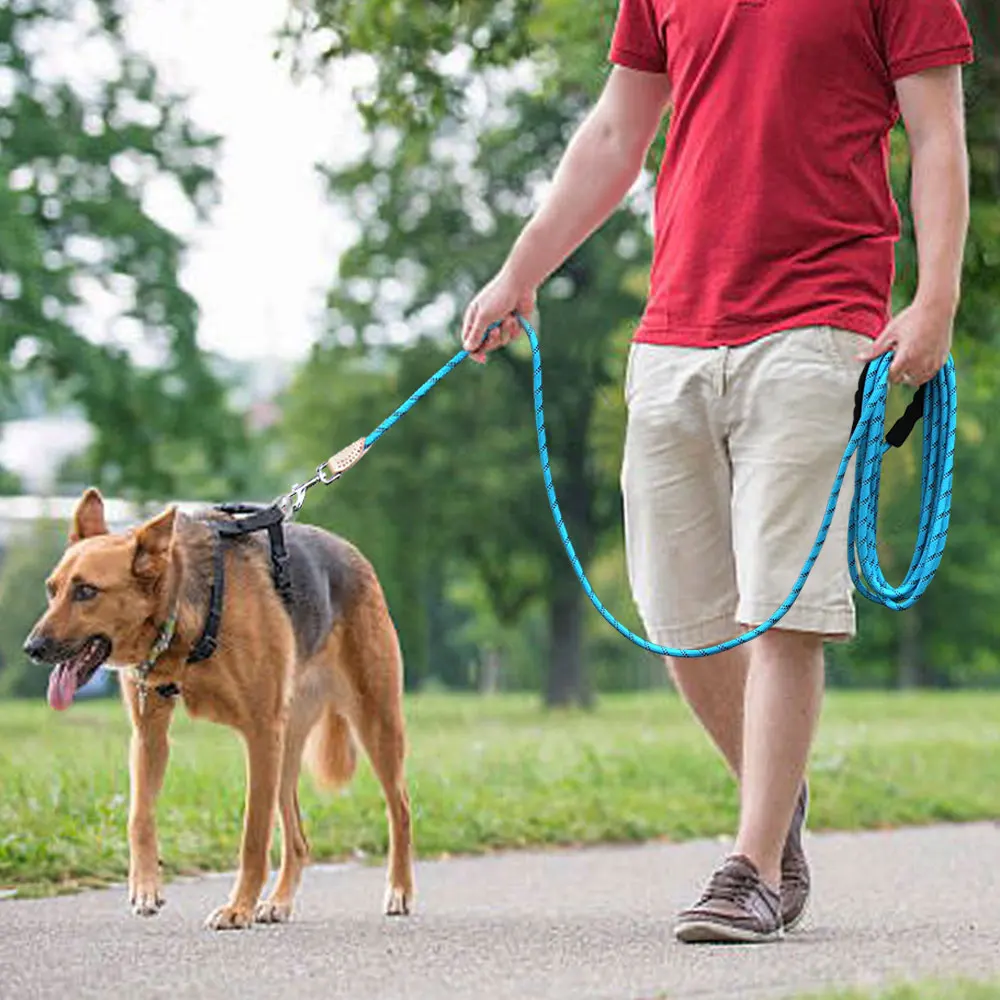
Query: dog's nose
23 634 53 661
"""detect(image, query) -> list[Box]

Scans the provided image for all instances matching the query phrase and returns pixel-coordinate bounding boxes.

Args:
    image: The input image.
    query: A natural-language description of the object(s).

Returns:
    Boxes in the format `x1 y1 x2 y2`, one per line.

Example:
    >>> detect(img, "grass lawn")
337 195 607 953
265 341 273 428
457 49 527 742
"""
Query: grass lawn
792 981 1000 999
0 689 998 897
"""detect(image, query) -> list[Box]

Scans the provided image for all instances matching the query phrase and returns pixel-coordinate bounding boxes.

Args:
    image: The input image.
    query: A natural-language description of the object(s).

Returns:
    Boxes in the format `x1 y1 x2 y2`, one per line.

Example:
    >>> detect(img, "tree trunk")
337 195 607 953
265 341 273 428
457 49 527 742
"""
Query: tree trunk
478 646 502 694
895 607 924 688
545 577 592 708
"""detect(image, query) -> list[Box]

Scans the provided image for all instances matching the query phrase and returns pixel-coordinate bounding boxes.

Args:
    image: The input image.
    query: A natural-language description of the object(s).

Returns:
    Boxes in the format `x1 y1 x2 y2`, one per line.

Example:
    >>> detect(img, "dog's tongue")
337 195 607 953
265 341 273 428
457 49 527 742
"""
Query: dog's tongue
47 663 77 711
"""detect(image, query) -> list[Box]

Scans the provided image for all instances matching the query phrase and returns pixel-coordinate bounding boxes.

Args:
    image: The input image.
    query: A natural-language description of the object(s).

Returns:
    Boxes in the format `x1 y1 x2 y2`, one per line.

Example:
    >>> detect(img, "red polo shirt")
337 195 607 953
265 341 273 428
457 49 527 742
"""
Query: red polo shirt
609 0 974 348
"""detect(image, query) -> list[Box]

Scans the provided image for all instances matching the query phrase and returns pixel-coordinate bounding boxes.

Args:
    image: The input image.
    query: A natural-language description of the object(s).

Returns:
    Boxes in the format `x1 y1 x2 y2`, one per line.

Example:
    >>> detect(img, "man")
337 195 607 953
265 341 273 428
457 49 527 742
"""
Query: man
462 0 973 944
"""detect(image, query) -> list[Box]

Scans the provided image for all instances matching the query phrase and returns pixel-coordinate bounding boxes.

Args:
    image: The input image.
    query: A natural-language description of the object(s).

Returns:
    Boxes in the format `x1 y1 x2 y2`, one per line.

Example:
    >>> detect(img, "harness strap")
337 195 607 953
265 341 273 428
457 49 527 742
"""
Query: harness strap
215 503 293 607
186 503 293 665
187 525 224 664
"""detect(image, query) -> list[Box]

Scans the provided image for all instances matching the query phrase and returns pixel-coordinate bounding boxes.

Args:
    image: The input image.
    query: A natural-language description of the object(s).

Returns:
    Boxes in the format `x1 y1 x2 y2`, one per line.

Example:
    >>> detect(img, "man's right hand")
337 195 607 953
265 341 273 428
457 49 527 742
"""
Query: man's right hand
461 269 537 364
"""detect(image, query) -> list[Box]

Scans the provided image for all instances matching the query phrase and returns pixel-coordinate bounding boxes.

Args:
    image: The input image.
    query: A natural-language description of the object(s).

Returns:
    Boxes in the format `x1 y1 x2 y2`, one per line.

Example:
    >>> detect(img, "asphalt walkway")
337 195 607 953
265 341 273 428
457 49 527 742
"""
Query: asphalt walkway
1 823 997 1000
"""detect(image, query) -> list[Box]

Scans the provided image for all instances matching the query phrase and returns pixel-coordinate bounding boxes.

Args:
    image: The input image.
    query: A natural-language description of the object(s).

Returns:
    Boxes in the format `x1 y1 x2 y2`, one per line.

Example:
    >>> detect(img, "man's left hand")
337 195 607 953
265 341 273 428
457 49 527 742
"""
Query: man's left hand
856 299 956 386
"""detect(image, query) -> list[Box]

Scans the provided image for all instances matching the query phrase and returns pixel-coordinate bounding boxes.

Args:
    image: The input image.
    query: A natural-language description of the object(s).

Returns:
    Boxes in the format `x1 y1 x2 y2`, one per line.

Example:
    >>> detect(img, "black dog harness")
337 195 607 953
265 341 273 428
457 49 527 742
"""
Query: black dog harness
133 503 292 710
185 503 293 664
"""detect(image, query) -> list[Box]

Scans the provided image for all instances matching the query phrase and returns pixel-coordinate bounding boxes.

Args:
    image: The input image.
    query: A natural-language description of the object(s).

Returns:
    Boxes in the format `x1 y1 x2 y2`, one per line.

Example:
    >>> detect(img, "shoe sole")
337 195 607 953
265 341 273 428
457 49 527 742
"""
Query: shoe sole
674 918 784 945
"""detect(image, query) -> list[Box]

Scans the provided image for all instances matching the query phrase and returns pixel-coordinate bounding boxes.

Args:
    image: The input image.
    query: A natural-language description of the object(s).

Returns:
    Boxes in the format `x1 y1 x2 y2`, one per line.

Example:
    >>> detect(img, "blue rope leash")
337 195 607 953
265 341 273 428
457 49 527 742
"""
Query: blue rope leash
359 316 956 656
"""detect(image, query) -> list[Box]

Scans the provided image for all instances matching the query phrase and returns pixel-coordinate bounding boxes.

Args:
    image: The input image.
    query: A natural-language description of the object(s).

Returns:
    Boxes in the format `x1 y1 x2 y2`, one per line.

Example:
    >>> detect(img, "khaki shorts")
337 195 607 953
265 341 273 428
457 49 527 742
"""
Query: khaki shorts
621 326 868 650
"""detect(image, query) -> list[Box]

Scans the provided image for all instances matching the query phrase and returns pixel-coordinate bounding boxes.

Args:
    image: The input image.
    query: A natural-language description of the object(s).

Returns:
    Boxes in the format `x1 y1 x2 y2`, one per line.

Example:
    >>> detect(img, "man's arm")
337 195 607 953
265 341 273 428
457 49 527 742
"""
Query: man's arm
860 64 970 384
897 64 970 318
462 66 672 357
501 66 671 291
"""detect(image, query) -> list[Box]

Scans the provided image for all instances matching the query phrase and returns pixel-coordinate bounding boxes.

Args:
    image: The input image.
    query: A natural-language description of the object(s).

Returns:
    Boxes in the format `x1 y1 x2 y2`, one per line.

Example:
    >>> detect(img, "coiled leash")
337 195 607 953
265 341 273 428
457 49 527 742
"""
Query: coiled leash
275 315 956 657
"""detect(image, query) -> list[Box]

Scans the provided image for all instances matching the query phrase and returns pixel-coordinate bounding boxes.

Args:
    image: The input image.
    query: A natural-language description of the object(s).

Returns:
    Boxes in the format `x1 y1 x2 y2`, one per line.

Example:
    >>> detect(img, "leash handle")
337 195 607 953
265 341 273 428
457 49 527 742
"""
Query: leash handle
852 360 929 449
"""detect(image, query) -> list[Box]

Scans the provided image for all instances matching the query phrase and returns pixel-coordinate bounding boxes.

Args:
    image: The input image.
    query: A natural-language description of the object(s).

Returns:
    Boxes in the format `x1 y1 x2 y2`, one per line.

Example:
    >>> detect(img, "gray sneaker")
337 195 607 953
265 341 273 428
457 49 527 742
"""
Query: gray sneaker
781 783 811 931
674 854 783 944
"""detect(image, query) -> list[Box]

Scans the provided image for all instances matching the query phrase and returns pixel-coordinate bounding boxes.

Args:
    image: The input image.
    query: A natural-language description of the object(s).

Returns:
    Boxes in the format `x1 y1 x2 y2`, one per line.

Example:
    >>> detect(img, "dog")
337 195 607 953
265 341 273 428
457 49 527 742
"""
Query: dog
23 488 414 929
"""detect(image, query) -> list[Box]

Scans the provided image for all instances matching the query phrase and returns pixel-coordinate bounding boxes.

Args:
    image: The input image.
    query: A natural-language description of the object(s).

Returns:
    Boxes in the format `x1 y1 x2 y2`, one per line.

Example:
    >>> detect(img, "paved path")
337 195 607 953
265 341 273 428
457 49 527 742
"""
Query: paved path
1 823 998 1000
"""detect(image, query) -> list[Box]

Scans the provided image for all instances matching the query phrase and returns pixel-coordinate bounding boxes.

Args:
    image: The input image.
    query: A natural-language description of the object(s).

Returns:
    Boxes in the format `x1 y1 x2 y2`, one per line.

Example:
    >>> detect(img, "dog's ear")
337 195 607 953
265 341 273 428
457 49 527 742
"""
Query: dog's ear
132 506 178 580
70 488 108 544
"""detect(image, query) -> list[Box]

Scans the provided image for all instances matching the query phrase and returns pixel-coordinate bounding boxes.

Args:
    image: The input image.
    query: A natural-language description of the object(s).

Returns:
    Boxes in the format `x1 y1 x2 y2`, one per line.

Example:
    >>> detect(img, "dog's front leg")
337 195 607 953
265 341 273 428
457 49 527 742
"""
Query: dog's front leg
204 725 281 930
124 678 175 917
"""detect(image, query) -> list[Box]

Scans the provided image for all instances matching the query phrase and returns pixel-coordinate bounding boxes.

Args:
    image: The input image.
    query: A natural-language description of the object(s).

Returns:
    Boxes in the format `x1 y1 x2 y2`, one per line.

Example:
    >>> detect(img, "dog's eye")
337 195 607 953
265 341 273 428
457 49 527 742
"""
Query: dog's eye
72 582 99 602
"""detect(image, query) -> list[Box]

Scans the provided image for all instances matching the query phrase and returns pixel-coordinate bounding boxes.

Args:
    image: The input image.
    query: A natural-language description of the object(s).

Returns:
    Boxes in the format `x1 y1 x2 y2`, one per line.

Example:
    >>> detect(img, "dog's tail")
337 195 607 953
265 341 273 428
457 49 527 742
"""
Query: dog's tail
303 707 358 790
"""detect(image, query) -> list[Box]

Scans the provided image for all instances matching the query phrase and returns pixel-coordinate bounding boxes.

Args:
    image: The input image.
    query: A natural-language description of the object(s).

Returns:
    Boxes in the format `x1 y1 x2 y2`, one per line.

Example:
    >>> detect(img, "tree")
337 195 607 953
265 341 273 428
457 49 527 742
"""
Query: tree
278 82 650 706
0 519 66 698
0 0 249 500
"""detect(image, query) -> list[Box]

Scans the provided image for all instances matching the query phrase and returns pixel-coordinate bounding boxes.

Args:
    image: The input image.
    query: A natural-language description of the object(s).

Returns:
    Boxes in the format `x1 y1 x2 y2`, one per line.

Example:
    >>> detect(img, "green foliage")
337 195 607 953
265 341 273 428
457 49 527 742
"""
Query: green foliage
0 520 67 699
0 0 250 500
280 79 651 703
0 464 23 494
1 691 998 895
283 0 635 128
793 981 1000 1000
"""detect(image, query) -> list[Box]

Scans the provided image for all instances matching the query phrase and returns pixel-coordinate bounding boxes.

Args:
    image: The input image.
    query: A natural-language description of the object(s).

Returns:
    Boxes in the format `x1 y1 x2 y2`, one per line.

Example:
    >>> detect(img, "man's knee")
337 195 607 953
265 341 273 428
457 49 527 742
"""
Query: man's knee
748 626 826 657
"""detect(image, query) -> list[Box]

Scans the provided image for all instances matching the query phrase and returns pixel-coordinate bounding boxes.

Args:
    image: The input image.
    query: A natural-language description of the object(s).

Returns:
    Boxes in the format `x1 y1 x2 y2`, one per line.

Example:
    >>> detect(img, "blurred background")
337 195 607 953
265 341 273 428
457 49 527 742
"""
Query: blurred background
1 0 998 709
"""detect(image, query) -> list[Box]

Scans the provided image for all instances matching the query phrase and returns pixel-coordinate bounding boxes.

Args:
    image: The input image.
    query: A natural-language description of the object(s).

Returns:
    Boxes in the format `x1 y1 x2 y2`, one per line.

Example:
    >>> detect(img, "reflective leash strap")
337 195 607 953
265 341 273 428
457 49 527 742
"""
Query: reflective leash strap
277 316 956 656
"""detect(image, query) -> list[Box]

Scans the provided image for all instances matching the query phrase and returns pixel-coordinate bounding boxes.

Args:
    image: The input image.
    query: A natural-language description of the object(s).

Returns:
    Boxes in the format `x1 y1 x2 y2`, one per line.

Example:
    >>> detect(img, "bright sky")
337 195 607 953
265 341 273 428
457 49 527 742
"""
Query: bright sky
125 0 366 362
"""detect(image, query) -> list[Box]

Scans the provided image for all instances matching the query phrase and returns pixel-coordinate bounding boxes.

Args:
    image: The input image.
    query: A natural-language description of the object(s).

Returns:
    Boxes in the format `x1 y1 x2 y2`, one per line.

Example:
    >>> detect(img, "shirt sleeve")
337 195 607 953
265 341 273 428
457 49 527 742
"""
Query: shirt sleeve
877 0 974 82
608 0 667 75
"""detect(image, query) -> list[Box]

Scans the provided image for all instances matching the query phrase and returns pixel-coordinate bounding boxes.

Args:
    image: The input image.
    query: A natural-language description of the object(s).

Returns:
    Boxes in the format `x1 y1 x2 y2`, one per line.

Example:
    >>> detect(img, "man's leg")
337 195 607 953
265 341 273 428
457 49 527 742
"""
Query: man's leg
621 342 739 662
726 327 863 891
668 642 812 932
672 326 862 944
666 650 747 778
734 629 824 889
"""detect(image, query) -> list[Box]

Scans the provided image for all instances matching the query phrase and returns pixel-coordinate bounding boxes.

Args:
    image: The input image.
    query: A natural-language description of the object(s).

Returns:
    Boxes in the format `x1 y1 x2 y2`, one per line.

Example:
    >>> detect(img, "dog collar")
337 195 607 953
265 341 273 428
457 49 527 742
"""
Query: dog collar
129 612 178 715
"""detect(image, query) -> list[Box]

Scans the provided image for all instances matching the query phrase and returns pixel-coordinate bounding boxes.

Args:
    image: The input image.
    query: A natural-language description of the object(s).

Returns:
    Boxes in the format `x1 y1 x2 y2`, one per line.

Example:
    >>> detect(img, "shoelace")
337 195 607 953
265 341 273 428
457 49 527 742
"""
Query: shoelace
701 864 761 905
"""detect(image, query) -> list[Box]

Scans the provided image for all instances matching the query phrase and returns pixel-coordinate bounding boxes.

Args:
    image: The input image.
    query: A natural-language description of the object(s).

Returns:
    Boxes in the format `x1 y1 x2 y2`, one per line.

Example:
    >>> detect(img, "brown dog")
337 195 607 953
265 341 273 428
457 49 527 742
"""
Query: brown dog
23 488 414 929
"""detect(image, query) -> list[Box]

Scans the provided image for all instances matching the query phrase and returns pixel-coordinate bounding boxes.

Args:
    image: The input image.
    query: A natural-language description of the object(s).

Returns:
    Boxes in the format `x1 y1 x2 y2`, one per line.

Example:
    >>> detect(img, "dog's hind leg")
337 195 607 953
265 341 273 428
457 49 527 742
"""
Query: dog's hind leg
204 722 282 930
123 677 176 917
254 692 324 924
337 571 414 914
353 696 414 916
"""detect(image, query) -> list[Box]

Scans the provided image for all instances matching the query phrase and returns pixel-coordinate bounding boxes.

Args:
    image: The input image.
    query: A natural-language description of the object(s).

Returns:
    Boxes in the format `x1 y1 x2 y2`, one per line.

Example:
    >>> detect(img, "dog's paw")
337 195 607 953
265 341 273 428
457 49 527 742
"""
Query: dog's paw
130 887 165 917
204 904 255 931
384 885 412 917
253 900 293 925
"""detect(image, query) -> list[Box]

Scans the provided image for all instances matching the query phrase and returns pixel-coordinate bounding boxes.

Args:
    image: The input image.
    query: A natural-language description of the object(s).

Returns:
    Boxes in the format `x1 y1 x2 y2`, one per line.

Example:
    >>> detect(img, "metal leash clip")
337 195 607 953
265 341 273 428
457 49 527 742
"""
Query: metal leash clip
274 438 367 520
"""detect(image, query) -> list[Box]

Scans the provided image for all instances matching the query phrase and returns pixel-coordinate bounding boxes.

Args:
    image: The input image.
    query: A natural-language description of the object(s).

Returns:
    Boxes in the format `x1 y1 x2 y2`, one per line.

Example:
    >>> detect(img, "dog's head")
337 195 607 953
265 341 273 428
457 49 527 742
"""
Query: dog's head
23 488 179 711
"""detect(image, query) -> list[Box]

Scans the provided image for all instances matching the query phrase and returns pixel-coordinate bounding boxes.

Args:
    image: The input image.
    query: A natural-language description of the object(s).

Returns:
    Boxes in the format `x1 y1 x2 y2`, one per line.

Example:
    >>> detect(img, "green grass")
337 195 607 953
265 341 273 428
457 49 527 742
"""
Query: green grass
791 980 1000 999
0 690 998 897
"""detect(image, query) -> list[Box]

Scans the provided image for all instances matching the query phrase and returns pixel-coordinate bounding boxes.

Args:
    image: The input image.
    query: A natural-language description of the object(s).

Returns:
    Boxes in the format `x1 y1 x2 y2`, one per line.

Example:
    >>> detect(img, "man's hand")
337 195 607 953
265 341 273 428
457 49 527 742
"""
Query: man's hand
461 270 536 364
856 298 955 386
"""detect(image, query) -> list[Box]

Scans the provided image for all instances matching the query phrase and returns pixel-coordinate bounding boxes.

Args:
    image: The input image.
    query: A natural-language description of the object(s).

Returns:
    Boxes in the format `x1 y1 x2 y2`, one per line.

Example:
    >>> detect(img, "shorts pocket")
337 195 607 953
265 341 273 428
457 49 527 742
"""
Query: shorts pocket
817 326 869 378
